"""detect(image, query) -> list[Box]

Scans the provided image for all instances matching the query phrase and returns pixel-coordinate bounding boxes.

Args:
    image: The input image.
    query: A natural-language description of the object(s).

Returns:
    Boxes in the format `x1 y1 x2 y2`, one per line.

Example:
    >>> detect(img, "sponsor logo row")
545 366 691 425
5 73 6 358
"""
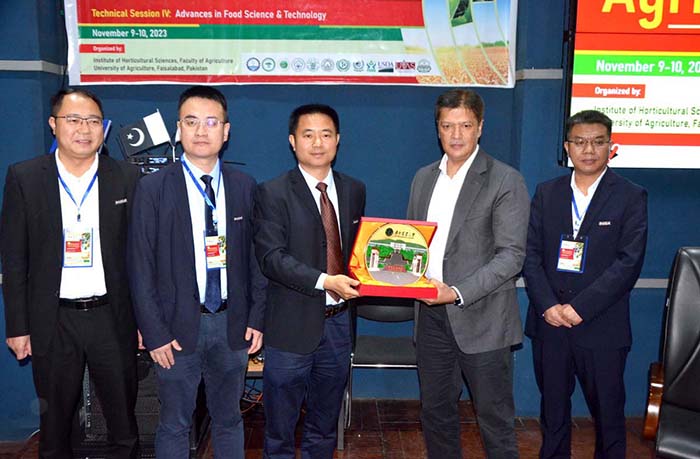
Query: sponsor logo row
245 57 432 73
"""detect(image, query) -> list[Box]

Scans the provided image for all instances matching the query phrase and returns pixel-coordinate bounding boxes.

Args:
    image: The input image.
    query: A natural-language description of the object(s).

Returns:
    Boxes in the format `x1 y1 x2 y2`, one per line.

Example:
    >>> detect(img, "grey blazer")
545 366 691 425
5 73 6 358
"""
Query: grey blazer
407 150 530 354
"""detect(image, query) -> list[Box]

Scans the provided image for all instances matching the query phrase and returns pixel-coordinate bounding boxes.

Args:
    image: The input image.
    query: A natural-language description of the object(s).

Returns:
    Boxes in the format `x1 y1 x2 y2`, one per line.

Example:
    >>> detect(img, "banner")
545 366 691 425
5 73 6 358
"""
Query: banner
569 1 700 168
64 0 517 87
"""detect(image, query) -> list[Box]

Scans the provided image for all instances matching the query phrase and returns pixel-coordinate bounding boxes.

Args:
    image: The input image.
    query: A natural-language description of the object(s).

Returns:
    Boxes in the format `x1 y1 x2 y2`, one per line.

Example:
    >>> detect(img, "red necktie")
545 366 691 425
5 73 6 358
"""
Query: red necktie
316 182 343 301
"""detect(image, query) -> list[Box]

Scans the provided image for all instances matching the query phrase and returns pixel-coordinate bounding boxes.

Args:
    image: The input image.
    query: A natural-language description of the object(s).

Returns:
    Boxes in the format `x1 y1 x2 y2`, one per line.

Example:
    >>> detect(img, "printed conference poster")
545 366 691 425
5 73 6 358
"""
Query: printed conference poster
64 0 517 87
570 1 700 168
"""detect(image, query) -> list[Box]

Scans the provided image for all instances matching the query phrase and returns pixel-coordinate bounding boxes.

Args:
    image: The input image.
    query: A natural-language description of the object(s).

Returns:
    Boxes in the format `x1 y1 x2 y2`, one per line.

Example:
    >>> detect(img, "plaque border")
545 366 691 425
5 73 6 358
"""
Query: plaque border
348 217 438 299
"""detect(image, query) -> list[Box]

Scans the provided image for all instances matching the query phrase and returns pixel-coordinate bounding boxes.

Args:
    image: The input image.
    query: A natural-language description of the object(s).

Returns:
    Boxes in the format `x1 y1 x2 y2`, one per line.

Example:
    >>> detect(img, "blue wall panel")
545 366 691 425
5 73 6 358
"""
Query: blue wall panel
0 296 39 440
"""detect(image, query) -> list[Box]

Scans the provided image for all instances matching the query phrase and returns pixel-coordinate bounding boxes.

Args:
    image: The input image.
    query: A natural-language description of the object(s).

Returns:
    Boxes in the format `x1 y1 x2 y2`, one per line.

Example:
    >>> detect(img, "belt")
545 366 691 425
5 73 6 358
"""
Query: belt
59 295 108 311
324 302 348 318
200 300 228 314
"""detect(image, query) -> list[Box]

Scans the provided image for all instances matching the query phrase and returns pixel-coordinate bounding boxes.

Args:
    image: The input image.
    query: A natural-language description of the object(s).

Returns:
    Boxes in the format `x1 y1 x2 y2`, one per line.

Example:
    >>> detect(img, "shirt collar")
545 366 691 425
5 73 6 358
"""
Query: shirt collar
438 145 479 179
182 153 221 184
55 150 99 180
570 167 607 196
298 165 334 191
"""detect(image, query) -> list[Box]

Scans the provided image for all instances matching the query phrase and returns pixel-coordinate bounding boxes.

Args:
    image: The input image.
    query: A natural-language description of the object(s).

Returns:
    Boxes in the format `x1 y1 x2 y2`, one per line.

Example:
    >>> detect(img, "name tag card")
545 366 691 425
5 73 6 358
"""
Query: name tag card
205 234 227 270
556 235 587 274
63 227 94 268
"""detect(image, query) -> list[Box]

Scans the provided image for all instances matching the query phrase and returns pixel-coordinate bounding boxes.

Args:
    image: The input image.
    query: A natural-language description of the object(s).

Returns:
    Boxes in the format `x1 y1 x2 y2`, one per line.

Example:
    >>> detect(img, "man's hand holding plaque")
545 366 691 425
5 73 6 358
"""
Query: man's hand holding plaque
418 278 458 305
323 274 361 301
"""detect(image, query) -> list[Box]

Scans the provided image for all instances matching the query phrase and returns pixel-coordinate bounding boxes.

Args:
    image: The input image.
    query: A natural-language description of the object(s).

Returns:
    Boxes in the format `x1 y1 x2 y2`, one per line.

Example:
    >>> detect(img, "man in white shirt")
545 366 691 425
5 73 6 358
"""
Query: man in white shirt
523 110 648 458
407 89 529 458
1 88 141 458
254 104 366 458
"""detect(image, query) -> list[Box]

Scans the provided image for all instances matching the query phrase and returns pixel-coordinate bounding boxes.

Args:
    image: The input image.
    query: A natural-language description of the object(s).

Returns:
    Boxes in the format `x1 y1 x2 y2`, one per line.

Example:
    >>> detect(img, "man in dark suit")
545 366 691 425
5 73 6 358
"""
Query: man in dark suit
407 89 529 459
523 110 648 458
128 86 266 458
1 88 140 458
254 104 365 459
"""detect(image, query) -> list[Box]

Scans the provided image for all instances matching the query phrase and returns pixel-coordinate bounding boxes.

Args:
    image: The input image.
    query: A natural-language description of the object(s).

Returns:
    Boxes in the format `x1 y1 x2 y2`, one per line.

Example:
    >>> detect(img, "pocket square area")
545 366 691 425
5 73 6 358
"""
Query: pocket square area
115 198 128 205
598 221 611 226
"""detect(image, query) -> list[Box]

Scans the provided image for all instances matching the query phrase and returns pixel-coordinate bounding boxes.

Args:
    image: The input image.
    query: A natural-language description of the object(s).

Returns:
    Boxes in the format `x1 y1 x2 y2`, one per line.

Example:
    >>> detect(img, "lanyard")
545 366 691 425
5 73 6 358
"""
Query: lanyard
58 170 98 222
181 159 222 225
571 194 588 236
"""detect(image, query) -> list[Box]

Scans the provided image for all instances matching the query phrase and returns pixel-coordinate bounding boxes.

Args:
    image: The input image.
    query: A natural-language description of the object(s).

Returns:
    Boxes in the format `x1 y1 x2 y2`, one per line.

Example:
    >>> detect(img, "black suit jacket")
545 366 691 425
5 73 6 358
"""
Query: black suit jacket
254 167 365 354
523 170 648 349
1 154 140 356
127 161 266 354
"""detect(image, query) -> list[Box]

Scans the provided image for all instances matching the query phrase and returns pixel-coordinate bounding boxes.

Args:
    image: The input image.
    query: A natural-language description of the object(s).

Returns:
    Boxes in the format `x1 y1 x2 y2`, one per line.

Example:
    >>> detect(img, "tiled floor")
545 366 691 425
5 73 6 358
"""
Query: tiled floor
0 399 656 458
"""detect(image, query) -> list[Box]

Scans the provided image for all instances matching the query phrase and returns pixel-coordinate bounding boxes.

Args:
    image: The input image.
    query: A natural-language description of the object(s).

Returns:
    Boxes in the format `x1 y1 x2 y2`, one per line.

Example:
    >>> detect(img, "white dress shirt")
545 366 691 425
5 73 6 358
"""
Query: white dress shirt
297 165 342 305
426 147 480 283
57 151 107 299
570 168 607 238
181 154 228 303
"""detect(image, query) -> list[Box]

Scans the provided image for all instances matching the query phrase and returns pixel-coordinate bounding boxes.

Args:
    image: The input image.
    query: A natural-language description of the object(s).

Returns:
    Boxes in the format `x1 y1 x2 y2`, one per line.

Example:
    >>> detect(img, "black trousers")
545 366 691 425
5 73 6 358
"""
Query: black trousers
417 305 519 459
31 304 138 459
532 336 628 459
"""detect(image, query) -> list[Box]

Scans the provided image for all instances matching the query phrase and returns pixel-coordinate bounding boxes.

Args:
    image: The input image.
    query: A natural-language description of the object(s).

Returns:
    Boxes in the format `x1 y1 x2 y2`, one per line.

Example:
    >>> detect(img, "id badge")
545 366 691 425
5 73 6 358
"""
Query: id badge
63 227 94 268
556 234 587 274
205 234 227 270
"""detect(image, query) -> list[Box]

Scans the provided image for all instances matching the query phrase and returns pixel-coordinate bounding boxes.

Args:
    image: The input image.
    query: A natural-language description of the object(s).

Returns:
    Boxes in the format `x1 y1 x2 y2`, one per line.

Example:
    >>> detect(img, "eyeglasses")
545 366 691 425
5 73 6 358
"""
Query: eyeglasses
179 116 226 129
566 138 611 149
53 115 103 128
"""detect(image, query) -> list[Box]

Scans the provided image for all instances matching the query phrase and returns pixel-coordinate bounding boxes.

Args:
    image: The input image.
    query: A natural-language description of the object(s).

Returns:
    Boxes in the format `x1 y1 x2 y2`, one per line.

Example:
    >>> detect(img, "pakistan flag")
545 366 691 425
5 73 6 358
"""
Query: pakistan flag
450 0 493 27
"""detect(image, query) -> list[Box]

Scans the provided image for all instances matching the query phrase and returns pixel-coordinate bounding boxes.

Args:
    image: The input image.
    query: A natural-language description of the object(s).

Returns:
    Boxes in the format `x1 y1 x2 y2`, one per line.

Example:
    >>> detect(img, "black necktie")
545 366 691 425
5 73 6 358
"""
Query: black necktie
316 182 343 301
201 174 221 313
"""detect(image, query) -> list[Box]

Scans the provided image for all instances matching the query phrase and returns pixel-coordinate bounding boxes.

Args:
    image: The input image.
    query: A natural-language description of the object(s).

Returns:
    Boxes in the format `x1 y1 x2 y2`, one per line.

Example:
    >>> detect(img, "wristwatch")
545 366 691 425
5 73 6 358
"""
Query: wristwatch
451 287 463 306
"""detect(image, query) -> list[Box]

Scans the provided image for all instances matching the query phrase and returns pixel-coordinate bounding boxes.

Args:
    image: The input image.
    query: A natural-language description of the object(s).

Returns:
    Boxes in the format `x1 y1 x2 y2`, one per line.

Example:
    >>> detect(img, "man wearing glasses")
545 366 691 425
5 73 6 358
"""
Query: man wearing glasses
1 88 141 457
523 109 648 458
128 85 266 458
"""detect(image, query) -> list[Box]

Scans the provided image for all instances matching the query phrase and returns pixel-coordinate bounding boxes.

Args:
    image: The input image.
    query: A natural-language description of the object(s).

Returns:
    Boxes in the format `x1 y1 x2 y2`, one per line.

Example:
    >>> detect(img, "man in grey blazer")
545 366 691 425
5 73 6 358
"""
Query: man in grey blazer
407 89 529 458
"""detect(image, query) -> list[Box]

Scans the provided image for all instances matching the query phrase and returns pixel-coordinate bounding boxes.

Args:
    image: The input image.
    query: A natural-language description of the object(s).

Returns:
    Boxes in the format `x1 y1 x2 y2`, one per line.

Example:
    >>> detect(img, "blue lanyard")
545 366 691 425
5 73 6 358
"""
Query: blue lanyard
571 194 589 236
571 194 588 221
58 170 98 222
181 159 222 225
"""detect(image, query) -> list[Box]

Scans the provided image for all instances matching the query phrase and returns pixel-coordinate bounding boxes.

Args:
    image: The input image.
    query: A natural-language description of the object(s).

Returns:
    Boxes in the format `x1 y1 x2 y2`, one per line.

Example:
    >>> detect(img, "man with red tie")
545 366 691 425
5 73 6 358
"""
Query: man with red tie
254 104 366 459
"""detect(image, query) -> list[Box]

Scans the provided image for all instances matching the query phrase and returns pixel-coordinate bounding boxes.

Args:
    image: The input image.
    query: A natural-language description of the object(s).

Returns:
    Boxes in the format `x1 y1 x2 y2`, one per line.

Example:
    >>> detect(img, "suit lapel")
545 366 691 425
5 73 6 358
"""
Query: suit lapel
222 165 240 263
553 175 574 235
97 156 119 265
577 170 616 236
445 152 487 249
170 163 196 265
41 155 63 234
41 155 63 263
290 168 323 226
416 164 440 221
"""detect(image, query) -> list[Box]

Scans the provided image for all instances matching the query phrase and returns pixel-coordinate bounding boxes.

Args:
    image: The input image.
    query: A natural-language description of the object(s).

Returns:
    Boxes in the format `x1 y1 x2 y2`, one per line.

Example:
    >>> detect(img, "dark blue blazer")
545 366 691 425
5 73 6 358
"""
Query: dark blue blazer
254 167 365 354
128 161 266 354
523 170 648 349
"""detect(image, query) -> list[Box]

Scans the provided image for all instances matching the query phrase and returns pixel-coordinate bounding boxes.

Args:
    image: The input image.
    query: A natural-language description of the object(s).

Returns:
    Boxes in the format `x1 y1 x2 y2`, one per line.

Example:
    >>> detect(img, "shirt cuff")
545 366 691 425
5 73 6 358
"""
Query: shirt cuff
316 273 328 291
451 286 464 307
